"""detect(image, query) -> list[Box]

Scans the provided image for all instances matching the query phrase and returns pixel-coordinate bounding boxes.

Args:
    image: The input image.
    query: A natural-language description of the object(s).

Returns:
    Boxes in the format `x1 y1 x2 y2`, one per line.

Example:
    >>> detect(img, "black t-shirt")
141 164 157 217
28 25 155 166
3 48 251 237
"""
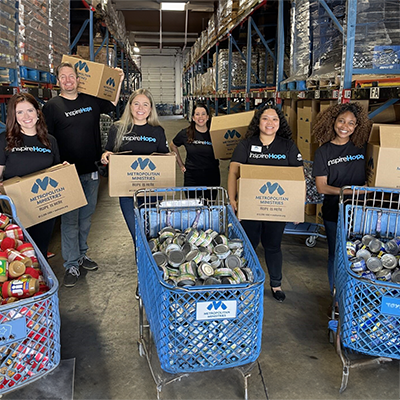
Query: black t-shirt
312 141 366 222
172 128 219 170
42 93 115 175
105 123 169 154
231 135 303 166
0 133 60 180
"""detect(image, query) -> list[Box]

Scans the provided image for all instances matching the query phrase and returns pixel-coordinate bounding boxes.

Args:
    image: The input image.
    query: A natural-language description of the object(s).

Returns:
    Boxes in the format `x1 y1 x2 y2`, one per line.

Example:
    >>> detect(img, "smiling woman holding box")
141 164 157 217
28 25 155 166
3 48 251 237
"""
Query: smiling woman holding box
101 88 169 244
228 104 303 302
0 93 60 258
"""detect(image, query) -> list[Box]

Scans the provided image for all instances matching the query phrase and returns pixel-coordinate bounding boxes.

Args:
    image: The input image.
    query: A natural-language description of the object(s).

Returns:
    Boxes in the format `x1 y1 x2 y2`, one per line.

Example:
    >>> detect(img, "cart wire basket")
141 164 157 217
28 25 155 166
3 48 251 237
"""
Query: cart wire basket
0 195 61 395
333 186 400 392
134 187 265 378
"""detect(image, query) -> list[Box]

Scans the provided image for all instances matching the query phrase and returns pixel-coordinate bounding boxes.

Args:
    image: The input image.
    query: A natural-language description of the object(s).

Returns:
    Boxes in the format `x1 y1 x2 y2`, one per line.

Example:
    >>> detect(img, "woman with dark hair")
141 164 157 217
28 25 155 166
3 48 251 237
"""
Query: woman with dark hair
312 102 372 293
170 103 220 199
0 93 60 257
228 104 303 302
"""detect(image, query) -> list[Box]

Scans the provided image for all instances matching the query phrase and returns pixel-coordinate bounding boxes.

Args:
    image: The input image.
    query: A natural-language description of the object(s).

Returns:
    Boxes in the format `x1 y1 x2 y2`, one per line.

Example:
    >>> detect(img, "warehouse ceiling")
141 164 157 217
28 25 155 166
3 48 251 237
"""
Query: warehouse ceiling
112 0 216 51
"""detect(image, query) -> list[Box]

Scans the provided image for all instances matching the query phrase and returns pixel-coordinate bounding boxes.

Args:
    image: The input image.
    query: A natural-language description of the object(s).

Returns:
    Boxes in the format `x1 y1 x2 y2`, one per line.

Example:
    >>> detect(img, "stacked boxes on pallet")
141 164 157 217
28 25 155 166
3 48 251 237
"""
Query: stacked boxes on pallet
17 0 69 73
0 0 17 70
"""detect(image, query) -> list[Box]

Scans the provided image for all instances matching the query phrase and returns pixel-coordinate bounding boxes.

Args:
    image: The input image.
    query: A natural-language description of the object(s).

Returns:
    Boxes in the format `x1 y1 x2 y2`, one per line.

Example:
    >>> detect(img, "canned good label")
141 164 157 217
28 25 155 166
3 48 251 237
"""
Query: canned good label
196 300 237 320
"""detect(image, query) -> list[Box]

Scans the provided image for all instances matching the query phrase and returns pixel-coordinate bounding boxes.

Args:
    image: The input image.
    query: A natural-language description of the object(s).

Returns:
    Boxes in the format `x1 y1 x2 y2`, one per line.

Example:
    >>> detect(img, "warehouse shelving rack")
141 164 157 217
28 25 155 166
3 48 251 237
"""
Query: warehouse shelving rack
183 0 400 118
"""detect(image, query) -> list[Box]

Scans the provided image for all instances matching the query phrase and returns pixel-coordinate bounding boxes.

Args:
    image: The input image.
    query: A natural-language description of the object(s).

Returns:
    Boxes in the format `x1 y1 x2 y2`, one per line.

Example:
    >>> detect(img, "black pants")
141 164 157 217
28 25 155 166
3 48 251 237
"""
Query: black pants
240 219 286 288
26 218 56 260
184 167 221 201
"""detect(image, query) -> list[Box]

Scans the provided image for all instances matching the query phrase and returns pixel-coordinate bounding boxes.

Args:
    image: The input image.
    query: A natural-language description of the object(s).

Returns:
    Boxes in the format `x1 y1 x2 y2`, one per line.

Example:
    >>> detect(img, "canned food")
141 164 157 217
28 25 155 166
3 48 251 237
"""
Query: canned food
362 234 375 247
360 271 376 280
390 269 400 284
185 249 203 264
159 237 173 252
204 277 221 285
176 274 196 286
228 239 243 250
214 234 228 246
165 243 181 256
381 253 398 270
159 227 176 243
240 257 248 267
201 234 214 247
375 268 391 281
148 238 159 253
349 256 366 272
213 268 232 277
166 267 180 277
346 241 357 257
366 256 383 273
194 230 208 246
158 265 169 280
232 267 247 283
186 229 200 244
153 251 168 267
224 254 242 270
205 229 219 240
198 262 214 279
356 248 371 261
198 248 211 262
232 247 244 258
368 238 385 254
179 261 197 276
173 234 186 247
168 250 186 268
242 267 254 282
209 254 221 269
214 244 230 260
181 241 192 256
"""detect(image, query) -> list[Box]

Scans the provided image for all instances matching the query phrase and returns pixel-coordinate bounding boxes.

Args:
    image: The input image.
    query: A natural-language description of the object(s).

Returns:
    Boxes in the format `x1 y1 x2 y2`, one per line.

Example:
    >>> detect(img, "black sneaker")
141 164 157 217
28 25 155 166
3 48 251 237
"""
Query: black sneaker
63 266 80 287
79 255 98 271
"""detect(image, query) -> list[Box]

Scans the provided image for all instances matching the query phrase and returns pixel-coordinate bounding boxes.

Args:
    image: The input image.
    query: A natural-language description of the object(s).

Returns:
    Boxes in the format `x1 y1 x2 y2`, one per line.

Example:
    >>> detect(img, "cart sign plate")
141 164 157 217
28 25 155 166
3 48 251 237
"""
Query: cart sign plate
196 300 237 320
0 318 27 345
381 295 400 316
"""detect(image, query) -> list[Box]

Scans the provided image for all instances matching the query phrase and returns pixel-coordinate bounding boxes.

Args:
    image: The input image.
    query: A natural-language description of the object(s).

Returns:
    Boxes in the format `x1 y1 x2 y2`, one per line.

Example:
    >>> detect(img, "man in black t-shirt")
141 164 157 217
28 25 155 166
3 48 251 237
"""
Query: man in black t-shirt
43 62 124 288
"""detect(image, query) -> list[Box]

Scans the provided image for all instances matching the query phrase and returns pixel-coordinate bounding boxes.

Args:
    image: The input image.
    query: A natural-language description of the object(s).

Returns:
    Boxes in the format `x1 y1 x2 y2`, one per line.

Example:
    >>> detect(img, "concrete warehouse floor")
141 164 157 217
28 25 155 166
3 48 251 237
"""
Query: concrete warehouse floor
6 116 399 400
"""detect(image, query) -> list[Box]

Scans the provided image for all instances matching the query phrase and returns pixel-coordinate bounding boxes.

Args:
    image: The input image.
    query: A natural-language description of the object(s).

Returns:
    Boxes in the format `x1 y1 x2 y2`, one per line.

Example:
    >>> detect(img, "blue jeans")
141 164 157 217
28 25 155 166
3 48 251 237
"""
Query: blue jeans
324 219 337 294
61 173 99 270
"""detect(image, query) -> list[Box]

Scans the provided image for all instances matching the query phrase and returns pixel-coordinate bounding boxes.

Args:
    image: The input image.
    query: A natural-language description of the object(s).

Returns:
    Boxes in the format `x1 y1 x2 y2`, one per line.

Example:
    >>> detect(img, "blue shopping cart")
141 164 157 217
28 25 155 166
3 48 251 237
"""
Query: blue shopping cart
134 187 265 399
330 185 400 392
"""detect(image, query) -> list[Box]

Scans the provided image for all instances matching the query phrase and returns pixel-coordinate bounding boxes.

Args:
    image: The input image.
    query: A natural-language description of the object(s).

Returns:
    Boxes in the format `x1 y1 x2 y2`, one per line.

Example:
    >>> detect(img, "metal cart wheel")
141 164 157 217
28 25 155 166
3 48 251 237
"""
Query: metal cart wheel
305 235 317 247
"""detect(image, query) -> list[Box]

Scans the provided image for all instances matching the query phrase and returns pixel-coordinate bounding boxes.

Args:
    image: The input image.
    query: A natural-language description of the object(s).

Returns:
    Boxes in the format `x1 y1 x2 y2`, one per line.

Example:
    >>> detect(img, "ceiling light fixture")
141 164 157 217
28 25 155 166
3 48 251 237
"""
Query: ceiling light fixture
160 2 186 11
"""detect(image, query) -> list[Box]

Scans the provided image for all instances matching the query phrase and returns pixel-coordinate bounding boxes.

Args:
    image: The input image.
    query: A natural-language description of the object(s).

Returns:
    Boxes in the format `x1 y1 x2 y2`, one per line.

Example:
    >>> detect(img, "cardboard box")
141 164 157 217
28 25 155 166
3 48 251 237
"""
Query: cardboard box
366 124 400 189
237 164 306 222
210 110 255 159
108 154 176 197
370 104 400 123
2 164 87 228
297 100 319 160
61 55 120 102
283 99 297 139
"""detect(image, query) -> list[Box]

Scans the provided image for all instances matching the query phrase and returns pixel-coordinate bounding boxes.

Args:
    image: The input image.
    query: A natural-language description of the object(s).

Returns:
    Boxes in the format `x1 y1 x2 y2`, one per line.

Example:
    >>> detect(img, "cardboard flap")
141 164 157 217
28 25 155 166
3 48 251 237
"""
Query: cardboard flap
239 164 305 181
3 164 70 186
210 110 254 130
379 125 400 148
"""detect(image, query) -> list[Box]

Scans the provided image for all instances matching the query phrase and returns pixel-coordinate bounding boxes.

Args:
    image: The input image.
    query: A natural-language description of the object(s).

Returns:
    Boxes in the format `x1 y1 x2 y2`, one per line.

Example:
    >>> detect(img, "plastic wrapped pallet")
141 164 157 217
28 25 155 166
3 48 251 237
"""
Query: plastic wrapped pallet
76 45 116 66
200 30 208 54
207 13 217 45
0 0 17 69
49 0 69 71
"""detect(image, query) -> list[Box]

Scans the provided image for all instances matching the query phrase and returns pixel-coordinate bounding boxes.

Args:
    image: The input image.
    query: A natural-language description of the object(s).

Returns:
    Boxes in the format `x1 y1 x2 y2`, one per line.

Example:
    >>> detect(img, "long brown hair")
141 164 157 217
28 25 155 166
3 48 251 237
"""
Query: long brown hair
5 93 51 151
187 103 211 143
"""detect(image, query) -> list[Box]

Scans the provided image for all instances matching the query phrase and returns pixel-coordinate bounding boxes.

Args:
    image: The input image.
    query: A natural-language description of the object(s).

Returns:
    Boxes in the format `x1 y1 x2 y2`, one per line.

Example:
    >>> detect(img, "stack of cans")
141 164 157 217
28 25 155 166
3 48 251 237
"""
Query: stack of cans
148 227 254 287
347 235 400 283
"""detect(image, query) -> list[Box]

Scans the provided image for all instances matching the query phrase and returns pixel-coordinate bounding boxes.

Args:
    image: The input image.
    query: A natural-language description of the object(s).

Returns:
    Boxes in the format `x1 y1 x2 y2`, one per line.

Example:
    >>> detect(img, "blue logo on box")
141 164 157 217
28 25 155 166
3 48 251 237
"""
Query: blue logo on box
106 77 115 87
75 61 89 73
259 182 285 195
224 129 241 139
131 158 156 171
31 177 59 193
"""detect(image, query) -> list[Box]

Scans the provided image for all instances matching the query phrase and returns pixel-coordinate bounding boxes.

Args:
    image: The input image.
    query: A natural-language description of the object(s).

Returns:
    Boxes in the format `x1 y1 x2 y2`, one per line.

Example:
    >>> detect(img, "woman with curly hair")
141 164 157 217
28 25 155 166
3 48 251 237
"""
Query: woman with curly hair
0 93 60 258
228 104 303 302
312 102 372 293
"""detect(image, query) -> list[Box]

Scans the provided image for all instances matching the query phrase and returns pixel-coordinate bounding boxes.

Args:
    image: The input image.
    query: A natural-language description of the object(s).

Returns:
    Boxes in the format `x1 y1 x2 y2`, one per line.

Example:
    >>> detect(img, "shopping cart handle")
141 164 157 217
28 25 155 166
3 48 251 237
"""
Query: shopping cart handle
0 195 18 219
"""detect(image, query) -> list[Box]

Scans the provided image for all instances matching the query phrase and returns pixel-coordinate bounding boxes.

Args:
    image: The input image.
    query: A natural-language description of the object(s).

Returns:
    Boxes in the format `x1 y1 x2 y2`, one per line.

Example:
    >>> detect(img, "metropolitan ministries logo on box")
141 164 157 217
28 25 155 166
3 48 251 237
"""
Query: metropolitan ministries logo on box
30 177 66 206
256 181 289 205
127 157 161 181
224 129 241 139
